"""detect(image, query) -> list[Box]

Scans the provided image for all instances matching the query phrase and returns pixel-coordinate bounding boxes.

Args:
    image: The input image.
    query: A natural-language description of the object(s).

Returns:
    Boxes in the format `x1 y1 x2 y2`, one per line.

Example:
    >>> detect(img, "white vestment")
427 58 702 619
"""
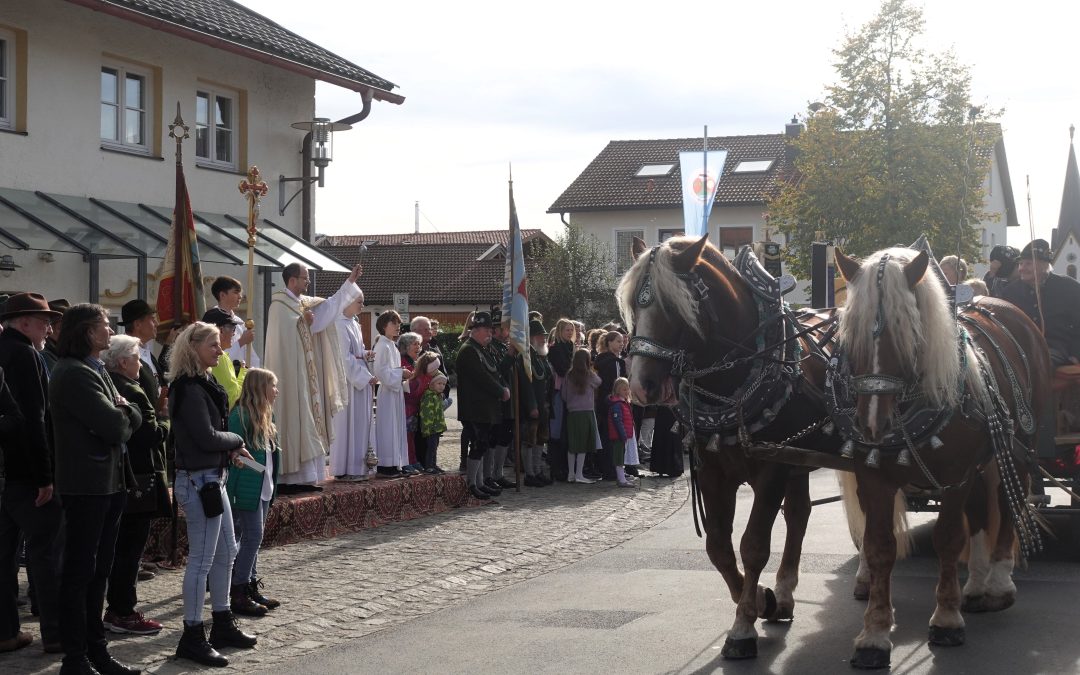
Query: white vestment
372 334 408 469
263 281 359 485
330 315 374 476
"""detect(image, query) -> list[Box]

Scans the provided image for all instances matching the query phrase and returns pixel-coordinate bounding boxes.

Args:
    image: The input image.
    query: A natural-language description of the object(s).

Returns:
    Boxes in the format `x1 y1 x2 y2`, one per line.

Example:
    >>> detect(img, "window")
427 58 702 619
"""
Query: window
615 229 645 275
718 226 753 257
636 164 675 178
659 228 684 242
101 64 150 152
732 159 774 173
196 89 237 169
0 29 13 130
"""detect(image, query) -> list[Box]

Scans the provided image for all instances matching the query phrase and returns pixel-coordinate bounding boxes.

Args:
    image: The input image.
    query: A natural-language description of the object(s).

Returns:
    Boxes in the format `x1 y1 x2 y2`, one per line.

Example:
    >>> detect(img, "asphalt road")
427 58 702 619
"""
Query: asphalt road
265 469 1080 675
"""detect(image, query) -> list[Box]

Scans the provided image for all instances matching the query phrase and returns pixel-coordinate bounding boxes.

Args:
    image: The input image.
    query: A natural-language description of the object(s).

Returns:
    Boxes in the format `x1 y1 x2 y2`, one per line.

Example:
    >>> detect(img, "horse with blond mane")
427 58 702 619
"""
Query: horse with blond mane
833 246 1051 669
619 235 845 660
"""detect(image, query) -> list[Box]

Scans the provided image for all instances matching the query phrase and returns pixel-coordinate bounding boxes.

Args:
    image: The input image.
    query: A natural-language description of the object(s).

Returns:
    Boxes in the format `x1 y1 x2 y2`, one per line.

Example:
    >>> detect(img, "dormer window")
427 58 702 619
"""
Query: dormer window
635 164 675 178
732 159 774 173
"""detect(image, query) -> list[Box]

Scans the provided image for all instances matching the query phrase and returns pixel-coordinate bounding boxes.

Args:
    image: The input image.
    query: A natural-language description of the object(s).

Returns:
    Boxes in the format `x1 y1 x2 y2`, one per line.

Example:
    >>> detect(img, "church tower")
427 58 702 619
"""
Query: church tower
1052 125 1080 279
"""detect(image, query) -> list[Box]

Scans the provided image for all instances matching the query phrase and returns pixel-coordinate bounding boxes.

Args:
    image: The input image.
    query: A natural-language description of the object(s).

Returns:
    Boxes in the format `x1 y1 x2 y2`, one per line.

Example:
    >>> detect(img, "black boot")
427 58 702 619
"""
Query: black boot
87 649 141 675
176 622 228 667
209 610 257 649
469 485 491 500
249 578 281 610
58 656 101 675
230 584 267 616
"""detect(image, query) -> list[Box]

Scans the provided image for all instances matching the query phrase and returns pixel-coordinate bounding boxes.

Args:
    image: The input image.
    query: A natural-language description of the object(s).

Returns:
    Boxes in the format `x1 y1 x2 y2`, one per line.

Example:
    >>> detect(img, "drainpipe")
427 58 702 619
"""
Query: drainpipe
301 89 374 241
560 212 571 227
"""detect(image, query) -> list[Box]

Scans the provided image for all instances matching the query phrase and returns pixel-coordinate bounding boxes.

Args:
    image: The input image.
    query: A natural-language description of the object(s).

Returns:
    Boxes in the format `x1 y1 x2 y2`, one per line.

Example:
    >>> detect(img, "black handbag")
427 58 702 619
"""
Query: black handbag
196 480 225 518
126 471 171 516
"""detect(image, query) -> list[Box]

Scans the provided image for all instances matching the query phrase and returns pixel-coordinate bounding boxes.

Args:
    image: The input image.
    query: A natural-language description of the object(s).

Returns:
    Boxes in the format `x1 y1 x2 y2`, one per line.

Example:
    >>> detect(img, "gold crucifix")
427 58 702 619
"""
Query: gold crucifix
238 166 269 365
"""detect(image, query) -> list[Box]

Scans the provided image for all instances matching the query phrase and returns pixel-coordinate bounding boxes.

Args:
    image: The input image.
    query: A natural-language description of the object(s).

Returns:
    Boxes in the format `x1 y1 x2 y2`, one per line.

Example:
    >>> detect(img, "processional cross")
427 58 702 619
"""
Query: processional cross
238 166 269 366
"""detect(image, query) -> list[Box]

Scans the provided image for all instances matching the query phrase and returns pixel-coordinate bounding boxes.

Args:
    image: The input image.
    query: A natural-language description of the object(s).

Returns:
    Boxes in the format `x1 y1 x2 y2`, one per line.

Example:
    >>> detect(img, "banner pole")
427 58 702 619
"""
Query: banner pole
514 362 522 492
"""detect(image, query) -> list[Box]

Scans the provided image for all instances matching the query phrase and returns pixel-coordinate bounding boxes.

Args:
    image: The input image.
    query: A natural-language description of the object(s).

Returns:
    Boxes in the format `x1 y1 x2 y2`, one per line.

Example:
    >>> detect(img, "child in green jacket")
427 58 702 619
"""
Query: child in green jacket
419 374 448 473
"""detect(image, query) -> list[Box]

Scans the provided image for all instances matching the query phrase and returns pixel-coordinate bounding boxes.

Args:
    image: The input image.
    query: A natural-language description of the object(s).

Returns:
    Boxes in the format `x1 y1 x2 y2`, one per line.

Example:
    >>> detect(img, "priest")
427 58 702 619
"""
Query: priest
330 292 375 480
264 262 363 494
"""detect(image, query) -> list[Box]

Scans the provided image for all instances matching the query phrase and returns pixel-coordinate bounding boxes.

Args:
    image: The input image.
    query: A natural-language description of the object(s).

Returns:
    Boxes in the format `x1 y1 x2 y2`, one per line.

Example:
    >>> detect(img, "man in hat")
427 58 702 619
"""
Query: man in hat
42 299 69 372
456 311 510 500
484 307 517 491
121 299 174 417
0 293 63 653
1000 238 1080 366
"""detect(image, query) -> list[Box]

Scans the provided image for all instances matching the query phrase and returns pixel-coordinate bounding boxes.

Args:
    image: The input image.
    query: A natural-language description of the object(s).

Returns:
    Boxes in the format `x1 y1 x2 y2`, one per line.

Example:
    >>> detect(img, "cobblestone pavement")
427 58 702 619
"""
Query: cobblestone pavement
1 458 689 673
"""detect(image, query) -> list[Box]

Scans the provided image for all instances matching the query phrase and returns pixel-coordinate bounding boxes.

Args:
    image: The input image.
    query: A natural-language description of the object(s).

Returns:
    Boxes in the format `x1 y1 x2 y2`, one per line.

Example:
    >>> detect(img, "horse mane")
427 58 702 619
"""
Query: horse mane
837 247 963 408
616 236 738 339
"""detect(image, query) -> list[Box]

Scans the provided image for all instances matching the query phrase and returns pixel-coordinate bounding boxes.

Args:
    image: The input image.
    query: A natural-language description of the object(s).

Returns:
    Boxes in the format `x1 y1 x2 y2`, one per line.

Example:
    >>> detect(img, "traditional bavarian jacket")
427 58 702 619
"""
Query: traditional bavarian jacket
999 273 1080 362
456 338 505 425
528 348 552 415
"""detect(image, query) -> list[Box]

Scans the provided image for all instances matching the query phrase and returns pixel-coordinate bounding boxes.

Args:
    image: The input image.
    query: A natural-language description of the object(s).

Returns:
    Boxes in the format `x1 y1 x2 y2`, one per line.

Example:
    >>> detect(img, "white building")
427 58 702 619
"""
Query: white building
0 0 403 339
548 120 1018 301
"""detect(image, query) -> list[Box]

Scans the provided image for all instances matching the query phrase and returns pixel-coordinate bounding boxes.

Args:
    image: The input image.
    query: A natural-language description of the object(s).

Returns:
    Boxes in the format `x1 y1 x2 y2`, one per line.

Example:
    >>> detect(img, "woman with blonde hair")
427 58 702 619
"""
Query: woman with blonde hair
226 369 282 617
168 322 256 667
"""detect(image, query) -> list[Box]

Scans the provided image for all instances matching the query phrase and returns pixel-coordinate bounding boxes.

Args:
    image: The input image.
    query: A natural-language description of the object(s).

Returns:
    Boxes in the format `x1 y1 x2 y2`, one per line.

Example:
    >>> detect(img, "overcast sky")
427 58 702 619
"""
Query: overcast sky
242 0 1080 249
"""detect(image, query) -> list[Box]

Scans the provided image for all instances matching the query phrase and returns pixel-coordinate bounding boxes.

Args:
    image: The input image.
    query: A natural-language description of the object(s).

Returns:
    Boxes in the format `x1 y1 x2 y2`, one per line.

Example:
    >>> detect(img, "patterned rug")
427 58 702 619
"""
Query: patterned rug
144 473 480 561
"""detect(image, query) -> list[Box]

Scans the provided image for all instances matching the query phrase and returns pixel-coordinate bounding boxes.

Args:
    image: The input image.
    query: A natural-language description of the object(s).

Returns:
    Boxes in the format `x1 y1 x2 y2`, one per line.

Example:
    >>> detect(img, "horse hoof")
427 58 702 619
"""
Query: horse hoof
721 637 758 660
766 604 795 623
962 593 1014 613
928 625 966 647
853 582 870 601
760 588 778 621
850 647 890 669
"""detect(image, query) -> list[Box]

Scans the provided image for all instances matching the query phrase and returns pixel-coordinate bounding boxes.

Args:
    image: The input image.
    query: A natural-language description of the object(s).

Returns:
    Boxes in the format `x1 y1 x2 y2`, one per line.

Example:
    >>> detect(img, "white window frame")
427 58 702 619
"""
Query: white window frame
100 61 152 154
195 88 238 170
614 228 645 276
0 28 15 130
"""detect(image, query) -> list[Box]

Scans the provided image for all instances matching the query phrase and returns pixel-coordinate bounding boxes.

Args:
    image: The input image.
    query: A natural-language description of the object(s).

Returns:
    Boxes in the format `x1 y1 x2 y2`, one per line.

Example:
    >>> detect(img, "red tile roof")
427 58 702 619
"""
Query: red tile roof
315 229 545 247
548 134 794 213
313 231 552 306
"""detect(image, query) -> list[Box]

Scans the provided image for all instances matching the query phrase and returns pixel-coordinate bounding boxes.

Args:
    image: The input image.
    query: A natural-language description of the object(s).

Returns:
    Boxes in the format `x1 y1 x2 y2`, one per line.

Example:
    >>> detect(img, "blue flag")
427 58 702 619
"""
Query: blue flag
679 150 727 237
502 180 531 379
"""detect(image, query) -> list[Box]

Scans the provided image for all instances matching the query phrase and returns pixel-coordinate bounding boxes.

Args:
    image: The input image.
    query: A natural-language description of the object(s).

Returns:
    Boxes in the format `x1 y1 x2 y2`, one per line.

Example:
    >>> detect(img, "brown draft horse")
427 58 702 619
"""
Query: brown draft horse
618 235 842 659
834 247 1051 670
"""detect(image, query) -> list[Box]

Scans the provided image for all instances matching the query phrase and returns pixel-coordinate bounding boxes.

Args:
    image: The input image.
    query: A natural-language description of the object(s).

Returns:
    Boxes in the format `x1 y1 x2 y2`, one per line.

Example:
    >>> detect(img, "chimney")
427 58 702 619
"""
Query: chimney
785 115 803 165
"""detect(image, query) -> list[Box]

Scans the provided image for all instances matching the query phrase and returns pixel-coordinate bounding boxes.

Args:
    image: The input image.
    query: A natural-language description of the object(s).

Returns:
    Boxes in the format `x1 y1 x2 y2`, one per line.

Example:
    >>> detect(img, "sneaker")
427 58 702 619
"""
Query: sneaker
137 569 156 581
104 610 163 635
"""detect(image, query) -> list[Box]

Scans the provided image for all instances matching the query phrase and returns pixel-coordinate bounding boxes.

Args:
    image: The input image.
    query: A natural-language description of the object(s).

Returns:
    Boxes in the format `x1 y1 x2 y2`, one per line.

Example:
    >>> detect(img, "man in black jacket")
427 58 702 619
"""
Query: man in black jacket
456 312 509 500
999 239 1080 366
0 293 63 654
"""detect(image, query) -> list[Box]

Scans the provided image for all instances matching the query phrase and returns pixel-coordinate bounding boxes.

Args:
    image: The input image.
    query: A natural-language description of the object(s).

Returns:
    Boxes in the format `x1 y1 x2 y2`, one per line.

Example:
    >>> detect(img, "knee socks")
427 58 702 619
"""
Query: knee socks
466 458 482 487
492 445 509 480
483 450 494 481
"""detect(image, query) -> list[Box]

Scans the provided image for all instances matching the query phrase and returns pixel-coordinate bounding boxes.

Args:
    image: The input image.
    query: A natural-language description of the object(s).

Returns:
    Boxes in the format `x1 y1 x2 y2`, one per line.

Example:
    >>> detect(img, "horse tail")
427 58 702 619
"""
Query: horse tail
839 471 912 559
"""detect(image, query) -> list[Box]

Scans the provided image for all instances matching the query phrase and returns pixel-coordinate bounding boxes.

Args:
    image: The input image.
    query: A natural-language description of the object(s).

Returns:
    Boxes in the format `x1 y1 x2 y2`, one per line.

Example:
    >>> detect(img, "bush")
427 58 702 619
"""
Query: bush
432 324 465 375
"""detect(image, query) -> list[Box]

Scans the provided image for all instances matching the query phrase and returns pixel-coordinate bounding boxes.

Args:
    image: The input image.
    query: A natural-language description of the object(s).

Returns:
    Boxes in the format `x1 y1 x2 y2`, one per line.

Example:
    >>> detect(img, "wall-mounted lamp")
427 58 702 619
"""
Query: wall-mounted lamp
38 251 54 263
278 117 353 217
0 254 20 278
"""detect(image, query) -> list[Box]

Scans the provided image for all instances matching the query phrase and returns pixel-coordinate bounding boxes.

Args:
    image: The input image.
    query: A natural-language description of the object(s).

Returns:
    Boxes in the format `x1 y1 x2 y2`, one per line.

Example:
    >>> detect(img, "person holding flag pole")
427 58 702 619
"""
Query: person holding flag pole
501 173 535 492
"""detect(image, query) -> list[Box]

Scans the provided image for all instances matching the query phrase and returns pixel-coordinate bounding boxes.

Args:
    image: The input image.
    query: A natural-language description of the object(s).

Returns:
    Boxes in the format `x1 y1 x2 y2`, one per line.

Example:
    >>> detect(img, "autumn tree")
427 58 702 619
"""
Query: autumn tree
769 0 998 275
529 225 619 328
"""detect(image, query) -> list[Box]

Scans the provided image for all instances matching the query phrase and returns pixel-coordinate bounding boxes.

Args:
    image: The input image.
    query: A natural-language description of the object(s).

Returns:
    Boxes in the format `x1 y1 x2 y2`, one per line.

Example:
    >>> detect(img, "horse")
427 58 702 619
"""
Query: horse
833 246 1051 669
618 234 855 659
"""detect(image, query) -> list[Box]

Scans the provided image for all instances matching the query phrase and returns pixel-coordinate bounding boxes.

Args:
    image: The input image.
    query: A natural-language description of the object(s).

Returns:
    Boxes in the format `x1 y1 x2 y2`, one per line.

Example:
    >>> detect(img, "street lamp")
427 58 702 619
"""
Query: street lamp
0 254 19 278
278 117 352 217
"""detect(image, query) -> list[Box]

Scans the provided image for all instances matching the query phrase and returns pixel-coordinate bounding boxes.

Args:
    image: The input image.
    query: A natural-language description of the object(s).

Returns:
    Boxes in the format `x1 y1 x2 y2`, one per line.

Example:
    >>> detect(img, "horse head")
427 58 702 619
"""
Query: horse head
616 234 757 407
835 247 961 444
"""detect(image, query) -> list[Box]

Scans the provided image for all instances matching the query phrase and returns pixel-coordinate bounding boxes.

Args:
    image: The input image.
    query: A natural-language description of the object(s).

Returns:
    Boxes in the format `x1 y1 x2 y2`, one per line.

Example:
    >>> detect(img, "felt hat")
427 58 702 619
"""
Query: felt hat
469 311 493 329
0 293 63 321
1019 239 1052 263
529 319 547 337
201 307 241 327
488 306 503 326
47 298 70 315
119 299 154 326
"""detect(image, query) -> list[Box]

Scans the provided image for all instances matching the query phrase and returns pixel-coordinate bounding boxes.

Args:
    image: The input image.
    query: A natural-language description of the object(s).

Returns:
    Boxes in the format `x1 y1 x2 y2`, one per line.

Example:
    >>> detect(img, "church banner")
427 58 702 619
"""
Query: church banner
503 180 531 379
156 159 206 342
679 150 727 238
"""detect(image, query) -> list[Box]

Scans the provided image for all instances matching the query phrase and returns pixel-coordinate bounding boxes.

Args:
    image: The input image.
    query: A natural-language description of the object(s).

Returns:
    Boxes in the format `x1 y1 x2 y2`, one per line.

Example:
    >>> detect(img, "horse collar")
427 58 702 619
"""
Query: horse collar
872 253 891 339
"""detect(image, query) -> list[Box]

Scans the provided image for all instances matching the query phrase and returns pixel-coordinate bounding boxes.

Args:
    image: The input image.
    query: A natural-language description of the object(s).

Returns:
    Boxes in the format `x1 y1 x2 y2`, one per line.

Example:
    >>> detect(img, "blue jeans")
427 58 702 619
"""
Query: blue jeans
231 499 267 586
175 469 237 624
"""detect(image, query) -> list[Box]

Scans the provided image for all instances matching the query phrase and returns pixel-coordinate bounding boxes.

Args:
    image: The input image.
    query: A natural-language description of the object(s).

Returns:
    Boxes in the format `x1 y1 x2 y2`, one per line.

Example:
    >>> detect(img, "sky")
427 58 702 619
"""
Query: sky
240 0 1080 248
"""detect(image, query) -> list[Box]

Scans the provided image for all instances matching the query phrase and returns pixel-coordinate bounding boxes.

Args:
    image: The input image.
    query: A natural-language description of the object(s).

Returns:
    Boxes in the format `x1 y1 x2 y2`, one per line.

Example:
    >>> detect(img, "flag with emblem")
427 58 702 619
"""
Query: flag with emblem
155 157 206 342
502 178 531 379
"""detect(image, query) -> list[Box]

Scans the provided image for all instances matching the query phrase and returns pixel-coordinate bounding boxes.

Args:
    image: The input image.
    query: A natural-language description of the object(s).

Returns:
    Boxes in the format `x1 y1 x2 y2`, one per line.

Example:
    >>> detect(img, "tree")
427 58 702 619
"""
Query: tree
768 0 999 275
529 225 619 328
